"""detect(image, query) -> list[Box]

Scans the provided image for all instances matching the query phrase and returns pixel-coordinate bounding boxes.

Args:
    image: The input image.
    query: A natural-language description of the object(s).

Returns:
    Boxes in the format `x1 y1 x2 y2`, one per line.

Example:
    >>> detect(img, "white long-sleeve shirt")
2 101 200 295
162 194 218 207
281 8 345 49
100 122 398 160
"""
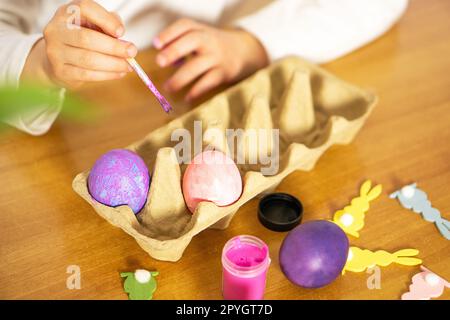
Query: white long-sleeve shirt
0 0 408 135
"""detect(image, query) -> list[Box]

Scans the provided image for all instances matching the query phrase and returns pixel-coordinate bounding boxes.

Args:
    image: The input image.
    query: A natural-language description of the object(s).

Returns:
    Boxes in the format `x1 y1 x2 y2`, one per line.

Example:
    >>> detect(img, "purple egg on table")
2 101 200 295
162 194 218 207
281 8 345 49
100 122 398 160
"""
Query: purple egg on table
279 220 349 288
88 149 150 214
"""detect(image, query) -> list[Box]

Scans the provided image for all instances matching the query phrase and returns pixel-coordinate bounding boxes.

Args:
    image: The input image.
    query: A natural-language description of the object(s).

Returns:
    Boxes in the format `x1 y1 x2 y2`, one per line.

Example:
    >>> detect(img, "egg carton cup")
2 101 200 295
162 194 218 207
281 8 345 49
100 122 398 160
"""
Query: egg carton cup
73 57 378 262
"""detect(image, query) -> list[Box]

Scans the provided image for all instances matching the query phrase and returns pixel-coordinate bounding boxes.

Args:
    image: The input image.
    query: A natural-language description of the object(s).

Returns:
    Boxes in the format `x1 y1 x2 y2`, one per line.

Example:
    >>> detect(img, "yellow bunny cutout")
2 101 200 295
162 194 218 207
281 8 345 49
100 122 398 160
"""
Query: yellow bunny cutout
343 247 422 273
333 180 382 238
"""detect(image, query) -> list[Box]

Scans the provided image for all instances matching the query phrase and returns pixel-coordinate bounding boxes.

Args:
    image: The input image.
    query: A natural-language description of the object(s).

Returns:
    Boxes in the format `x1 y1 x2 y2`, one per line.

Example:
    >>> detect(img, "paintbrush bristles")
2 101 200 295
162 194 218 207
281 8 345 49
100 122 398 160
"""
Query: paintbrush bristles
127 58 173 113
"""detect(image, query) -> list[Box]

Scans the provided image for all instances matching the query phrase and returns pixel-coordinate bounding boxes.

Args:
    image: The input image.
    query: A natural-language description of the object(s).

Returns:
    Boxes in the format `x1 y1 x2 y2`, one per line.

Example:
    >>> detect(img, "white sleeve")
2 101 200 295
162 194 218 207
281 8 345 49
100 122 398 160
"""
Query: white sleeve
235 0 409 63
0 0 63 136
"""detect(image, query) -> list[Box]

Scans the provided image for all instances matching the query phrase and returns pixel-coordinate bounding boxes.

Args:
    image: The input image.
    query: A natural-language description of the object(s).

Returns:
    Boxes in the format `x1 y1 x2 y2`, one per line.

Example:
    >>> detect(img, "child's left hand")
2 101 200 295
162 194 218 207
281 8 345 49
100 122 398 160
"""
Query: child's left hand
153 19 269 102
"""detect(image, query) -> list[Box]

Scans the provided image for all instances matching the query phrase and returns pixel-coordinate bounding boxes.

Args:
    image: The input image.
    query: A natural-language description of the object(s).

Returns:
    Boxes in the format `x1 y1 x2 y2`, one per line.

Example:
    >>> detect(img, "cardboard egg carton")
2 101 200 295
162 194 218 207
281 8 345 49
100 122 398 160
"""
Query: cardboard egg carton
72 57 377 261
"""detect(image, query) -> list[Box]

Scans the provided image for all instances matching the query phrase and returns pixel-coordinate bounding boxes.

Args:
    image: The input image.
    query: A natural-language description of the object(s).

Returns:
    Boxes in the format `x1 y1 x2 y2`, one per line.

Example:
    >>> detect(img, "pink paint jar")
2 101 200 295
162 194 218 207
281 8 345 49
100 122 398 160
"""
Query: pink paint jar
222 235 271 300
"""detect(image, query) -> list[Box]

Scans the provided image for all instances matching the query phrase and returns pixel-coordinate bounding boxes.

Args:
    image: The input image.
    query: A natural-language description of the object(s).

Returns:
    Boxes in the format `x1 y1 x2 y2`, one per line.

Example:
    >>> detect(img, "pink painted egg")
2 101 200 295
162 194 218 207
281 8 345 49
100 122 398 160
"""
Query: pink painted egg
182 150 242 213
88 149 150 214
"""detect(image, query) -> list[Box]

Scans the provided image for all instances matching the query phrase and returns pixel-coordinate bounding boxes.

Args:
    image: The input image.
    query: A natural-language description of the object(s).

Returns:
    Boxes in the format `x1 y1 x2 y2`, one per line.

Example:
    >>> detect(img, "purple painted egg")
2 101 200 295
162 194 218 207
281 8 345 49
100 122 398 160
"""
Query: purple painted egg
88 149 150 214
279 220 349 288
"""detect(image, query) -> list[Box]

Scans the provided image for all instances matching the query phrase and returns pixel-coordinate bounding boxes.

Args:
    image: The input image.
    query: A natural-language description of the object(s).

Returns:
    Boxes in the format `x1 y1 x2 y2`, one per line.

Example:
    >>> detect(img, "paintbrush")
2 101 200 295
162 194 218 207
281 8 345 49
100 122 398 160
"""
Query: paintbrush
127 58 172 113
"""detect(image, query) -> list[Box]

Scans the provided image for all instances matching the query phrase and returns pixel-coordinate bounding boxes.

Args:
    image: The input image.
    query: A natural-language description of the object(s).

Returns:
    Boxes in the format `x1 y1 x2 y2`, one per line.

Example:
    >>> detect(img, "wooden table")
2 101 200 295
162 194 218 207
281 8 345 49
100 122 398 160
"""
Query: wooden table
1 0 449 300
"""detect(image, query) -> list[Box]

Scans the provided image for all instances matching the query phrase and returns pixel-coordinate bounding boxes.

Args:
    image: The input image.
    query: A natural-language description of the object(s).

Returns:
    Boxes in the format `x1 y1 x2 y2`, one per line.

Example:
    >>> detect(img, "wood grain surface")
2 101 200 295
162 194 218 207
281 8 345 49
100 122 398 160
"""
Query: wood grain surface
0 0 449 299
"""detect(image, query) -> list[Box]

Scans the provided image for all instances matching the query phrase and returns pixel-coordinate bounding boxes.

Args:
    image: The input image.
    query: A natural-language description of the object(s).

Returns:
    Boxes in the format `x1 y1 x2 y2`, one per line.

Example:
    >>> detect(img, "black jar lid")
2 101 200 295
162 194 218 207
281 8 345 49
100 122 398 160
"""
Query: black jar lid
258 193 303 232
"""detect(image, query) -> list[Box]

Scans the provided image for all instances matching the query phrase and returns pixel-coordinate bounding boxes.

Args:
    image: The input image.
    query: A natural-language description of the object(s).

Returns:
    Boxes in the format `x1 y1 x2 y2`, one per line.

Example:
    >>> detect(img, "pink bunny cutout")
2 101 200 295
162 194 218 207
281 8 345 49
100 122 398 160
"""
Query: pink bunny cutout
402 266 450 300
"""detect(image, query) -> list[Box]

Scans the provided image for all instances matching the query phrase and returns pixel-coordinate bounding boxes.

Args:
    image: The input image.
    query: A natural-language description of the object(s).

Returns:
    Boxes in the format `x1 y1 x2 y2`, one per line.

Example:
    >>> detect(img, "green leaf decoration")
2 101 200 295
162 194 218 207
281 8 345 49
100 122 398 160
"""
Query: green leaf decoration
120 271 158 300
0 83 98 124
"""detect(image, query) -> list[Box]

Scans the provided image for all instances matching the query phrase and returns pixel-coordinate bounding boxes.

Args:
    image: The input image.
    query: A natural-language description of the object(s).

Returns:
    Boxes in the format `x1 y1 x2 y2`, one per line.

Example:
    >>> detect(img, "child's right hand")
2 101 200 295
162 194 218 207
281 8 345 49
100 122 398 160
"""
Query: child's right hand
22 0 137 89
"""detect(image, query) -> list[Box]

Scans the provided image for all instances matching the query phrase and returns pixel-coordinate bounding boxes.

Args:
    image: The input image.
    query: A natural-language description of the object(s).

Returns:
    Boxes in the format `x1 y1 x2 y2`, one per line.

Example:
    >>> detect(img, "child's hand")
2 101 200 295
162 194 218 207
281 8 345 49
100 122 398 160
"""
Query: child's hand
154 19 269 101
22 0 137 89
